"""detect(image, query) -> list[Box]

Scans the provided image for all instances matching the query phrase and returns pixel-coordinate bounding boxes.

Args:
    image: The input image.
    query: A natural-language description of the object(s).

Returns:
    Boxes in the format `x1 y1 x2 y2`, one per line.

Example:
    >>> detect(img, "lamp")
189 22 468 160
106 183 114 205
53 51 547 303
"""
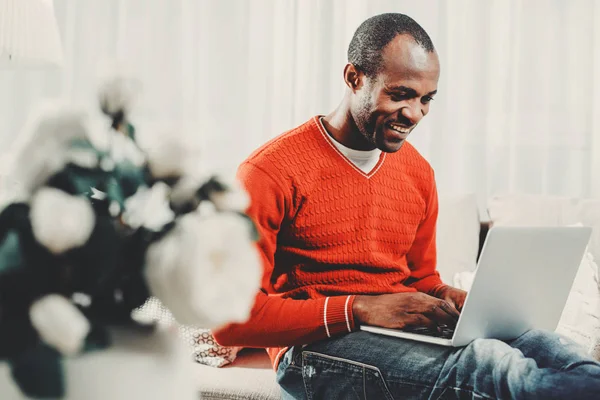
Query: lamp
0 0 64 68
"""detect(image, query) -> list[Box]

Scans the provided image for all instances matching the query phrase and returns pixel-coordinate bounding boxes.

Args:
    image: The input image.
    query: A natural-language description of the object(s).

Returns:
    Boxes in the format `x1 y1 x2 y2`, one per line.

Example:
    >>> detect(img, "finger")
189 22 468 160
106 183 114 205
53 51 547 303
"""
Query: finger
427 301 460 327
439 300 460 319
446 299 459 312
456 298 466 312
406 294 460 321
448 292 466 312
458 293 468 311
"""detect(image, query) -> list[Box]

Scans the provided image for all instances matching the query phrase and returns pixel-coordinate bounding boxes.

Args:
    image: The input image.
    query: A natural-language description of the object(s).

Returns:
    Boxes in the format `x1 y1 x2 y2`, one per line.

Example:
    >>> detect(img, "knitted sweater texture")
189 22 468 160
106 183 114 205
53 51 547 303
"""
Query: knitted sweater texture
213 116 446 368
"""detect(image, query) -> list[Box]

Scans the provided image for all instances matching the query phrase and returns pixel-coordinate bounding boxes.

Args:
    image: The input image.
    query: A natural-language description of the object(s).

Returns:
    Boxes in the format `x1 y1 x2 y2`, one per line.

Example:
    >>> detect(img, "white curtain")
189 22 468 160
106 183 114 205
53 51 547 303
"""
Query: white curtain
1 0 599 207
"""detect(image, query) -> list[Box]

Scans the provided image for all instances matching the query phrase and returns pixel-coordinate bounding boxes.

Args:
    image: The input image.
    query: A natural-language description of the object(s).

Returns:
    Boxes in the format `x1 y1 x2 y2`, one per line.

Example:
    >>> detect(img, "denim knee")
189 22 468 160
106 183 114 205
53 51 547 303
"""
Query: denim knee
516 329 561 344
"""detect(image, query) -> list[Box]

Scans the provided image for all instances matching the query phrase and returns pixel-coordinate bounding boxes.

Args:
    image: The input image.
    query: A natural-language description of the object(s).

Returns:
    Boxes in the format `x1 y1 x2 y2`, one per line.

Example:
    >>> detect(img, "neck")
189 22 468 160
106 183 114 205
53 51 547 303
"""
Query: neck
322 95 376 151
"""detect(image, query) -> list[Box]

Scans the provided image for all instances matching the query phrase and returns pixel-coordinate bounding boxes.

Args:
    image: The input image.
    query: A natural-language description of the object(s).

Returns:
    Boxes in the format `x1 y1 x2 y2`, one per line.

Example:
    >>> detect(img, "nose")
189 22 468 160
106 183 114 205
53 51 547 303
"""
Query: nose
399 103 424 126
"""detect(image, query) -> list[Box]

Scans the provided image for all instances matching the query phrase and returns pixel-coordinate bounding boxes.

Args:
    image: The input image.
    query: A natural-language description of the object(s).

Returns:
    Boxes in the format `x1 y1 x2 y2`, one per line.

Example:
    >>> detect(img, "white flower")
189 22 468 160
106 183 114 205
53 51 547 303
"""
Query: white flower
207 175 250 213
97 73 141 119
169 175 205 212
30 188 95 254
0 168 22 210
67 146 99 169
168 173 250 215
145 212 261 328
71 292 92 308
29 294 91 356
122 182 175 231
145 136 200 179
4 103 90 198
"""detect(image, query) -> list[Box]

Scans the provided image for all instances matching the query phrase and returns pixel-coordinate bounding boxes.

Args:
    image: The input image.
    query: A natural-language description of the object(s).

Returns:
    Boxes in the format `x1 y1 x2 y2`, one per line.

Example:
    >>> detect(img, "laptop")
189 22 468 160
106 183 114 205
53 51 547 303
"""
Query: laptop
360 226 592 347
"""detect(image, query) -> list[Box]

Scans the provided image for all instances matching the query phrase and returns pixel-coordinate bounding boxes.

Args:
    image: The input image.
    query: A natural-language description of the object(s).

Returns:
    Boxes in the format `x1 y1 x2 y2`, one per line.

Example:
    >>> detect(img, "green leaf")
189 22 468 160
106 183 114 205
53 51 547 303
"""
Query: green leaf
113 162 147 199
126 123 136 141
82 325 111 353
0 231 23 275
10 342 64 399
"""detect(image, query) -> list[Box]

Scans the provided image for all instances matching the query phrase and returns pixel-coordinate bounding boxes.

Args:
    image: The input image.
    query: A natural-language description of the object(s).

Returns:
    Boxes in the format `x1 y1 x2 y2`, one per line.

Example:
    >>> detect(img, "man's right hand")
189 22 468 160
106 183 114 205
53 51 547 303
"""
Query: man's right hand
352 292 461 331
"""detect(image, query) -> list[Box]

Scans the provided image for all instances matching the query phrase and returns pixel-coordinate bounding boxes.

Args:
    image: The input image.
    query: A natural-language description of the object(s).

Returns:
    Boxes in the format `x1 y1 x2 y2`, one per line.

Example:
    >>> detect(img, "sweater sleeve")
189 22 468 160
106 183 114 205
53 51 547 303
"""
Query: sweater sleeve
212 161 355 348
405 170 447 296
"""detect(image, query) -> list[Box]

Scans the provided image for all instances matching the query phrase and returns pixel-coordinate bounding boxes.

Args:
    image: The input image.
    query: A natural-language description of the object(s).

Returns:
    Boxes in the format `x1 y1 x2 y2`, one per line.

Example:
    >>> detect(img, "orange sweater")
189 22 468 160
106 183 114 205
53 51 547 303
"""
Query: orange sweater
213 116 446 368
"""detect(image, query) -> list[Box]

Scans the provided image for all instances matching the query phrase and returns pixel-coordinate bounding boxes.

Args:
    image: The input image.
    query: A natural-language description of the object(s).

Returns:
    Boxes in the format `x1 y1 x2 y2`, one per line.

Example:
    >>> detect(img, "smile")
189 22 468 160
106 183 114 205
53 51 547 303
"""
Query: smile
388 124 411 134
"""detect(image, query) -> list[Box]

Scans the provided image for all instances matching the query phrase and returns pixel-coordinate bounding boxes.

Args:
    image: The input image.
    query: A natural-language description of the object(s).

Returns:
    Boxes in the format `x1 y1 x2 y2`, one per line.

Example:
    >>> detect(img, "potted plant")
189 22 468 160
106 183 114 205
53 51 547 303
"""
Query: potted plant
0 74 261 399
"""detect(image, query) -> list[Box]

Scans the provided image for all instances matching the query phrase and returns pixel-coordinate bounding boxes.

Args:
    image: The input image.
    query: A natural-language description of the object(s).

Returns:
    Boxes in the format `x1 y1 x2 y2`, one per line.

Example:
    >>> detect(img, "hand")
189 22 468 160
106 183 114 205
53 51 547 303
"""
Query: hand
352 292 460 331
435 286 467 312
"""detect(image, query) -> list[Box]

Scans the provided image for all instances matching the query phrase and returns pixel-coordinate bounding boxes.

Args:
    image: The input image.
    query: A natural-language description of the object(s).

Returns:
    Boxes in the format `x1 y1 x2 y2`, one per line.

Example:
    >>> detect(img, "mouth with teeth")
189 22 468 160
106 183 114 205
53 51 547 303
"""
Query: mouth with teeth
386 123 412 140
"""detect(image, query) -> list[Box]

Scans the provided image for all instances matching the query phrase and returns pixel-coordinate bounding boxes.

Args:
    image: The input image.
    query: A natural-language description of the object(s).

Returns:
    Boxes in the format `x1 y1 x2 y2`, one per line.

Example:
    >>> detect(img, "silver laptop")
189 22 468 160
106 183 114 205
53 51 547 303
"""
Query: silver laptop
361 226 592 346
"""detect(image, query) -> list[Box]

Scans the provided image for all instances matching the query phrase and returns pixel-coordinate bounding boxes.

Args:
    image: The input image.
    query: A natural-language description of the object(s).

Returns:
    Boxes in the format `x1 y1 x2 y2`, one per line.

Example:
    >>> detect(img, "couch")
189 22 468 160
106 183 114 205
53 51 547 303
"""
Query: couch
193 194 600 399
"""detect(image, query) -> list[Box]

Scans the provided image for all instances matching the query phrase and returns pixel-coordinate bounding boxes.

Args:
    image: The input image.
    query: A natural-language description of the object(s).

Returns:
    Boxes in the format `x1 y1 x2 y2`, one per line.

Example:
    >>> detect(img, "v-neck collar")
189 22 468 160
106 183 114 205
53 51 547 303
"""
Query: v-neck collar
314 116 386 179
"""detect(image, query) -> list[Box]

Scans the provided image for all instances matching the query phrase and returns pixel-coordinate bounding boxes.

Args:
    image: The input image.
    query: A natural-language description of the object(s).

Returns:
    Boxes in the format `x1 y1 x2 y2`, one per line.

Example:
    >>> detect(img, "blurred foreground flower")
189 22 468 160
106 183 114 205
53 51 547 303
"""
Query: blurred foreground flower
30 295 91 356
0 71 261 398
145 212 261 328
30 188 96 254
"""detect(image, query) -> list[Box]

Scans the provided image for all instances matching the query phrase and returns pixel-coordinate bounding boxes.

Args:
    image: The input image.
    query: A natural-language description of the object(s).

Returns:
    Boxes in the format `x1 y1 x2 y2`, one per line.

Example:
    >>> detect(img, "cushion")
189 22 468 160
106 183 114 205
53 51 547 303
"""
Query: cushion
436 194 480 283
555 251 600 355
193 349 280 400
132 297 241 367
579 199 600 266
488 194 600 261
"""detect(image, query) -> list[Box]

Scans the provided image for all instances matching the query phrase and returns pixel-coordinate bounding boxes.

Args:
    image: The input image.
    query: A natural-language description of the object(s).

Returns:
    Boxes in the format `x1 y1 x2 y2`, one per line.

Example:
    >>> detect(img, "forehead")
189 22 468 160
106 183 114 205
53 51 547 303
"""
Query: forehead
378 34 440 90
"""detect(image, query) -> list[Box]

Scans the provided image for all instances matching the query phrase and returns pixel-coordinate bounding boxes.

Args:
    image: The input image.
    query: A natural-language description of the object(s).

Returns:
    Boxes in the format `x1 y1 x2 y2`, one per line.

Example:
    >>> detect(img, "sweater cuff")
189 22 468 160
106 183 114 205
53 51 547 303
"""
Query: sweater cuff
408 275 446 296
323 295 356 338
429 283 449 298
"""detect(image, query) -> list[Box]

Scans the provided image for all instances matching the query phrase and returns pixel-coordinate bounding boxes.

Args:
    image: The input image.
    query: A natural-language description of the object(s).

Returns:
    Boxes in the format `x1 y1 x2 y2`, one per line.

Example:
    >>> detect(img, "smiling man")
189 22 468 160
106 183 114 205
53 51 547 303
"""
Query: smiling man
214 13 600 399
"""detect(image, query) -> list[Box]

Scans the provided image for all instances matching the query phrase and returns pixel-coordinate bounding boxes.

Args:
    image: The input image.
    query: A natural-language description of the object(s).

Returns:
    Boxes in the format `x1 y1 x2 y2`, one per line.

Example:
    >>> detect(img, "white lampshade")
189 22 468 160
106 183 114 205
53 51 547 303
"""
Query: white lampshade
0 0 64 68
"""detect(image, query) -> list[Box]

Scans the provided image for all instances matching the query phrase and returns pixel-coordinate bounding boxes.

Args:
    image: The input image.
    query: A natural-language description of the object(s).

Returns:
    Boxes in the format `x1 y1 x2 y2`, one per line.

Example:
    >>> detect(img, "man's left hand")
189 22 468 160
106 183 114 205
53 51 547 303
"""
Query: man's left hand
435 286 467 312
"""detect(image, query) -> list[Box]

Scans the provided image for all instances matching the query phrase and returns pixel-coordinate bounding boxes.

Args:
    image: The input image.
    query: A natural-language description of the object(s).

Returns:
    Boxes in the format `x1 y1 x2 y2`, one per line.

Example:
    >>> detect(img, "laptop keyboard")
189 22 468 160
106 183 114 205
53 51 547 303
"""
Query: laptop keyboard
402 326 455 339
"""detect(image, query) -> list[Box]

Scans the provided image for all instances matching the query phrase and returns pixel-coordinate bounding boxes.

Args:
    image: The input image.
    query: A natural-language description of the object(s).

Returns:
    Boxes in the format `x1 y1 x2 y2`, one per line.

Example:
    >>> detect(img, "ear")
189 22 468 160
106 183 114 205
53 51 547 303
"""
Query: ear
343 64 364 92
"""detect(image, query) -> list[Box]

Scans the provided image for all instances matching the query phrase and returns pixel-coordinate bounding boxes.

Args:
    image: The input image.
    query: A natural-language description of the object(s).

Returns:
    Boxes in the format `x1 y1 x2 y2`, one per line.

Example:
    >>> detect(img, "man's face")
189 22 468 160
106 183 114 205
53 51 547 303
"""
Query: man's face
350 35 440 153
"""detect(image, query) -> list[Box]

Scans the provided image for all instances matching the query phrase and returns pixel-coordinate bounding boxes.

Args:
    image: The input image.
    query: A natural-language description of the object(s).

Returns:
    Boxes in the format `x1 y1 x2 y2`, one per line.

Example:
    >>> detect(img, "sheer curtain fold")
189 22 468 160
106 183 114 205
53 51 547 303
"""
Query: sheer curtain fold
591 0 600 198
1 0 598 200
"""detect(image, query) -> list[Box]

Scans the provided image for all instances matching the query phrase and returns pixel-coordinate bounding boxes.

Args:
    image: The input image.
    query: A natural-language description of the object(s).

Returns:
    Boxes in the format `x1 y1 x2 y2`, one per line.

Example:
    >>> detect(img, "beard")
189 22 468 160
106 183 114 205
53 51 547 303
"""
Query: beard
350 93 378 148
351 97 411 153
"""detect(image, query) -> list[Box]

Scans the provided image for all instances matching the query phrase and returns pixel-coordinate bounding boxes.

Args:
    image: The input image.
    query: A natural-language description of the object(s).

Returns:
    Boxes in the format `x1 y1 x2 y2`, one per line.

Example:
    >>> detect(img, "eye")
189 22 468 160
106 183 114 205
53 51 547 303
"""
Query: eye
390 93 409 102
421 96 435 104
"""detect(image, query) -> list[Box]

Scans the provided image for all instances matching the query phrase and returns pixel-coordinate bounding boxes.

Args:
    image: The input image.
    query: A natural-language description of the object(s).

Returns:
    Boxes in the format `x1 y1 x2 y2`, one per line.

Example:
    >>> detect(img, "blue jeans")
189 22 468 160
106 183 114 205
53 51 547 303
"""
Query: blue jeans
276 330 600 399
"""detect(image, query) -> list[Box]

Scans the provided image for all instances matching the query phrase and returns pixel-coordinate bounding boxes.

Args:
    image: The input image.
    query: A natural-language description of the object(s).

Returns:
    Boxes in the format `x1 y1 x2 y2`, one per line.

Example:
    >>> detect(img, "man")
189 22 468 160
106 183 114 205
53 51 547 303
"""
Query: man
214 13 600 399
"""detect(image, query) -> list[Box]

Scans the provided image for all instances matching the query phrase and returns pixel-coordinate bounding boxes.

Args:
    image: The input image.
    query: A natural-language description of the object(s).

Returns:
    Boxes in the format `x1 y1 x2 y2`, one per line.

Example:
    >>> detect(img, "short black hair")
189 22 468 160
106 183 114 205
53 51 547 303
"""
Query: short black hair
348 13 435 76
